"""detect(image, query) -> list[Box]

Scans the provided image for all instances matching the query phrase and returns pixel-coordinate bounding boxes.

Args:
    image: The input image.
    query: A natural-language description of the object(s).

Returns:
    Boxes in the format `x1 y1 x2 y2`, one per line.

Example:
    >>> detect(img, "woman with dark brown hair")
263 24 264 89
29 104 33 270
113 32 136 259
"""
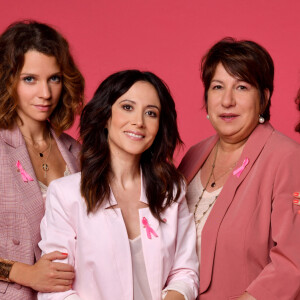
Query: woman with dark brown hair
0 20 84 299
179 38 300 299
39 70 199 300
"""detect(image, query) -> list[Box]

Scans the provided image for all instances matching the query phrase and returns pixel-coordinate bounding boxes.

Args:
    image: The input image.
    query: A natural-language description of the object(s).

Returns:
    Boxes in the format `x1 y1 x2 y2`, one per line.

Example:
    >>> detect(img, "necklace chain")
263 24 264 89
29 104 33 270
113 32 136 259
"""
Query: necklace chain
194 142 219 226
25 132 52 178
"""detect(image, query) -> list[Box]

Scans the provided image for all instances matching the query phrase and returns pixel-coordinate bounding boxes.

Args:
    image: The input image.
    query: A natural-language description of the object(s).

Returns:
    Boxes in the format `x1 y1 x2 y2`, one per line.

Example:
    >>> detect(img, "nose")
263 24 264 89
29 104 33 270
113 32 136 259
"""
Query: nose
39 81 51 99
221 88 235 108
131 111 145 127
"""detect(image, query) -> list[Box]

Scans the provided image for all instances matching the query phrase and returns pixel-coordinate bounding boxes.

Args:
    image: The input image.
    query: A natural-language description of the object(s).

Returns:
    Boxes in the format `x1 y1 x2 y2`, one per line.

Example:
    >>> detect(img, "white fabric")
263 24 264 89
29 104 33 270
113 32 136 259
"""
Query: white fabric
38 165 71 200
186 169 222 260
129 236 153 300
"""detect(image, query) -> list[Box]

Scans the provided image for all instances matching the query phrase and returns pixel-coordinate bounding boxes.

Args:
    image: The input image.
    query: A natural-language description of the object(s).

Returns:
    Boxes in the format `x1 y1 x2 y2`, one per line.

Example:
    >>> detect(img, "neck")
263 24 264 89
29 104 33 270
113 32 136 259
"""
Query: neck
17 119 49 142
110 151 141 190
218 137 248 153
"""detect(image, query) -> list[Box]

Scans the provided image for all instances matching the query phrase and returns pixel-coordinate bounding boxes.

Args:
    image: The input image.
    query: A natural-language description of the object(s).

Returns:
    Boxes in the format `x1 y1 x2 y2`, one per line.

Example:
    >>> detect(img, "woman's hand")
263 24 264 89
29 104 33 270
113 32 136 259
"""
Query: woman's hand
164 290 185 300
9 251 74 292
293 192 300 206
237 292 256 300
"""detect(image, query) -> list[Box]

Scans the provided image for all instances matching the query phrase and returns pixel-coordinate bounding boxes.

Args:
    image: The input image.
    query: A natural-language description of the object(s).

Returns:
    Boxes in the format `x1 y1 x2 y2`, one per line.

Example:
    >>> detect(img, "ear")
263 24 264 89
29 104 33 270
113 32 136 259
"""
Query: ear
261 89 270 112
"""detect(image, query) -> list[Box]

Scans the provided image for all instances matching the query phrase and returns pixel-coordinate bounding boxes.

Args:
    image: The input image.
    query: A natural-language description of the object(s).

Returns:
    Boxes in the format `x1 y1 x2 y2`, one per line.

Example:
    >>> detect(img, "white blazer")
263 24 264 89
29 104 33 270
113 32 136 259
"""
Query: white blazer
38 172 199 300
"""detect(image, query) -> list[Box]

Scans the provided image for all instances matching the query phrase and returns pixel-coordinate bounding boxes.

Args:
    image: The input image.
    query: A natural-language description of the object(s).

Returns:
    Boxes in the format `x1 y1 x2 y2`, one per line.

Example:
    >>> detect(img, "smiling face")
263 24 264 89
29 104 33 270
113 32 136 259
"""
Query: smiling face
16 50 62 125
207 63 262 144
106 81 161 159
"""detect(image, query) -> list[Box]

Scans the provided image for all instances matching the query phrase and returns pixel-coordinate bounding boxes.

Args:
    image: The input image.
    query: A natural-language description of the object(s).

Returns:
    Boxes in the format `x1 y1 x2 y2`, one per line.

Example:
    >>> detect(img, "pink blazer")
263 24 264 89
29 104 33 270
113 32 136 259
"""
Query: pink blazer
0 125 80 300
38 173 199 300
179 123 300 300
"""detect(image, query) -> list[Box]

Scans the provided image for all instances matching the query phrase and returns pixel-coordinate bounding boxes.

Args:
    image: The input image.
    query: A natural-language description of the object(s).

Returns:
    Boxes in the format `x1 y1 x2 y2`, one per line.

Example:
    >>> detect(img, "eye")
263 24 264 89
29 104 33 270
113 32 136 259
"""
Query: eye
145 110 158 118
211 84 222 90
23 76 35 83
50 75 62 83
237 85 247 90
122 104 133 111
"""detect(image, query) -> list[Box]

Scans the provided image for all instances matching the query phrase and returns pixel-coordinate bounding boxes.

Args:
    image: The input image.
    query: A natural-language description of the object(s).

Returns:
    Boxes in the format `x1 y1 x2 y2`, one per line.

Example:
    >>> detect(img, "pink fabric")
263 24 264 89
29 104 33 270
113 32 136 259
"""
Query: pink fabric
16 160 34 182
38 173 199 300
179 123 300 300
232 157 249 178
142 217 159 239
0 125 80 299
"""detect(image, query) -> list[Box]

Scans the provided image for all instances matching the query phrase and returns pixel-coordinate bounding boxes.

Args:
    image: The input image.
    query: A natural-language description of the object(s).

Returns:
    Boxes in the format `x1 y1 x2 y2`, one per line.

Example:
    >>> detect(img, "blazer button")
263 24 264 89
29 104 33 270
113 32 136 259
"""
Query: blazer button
12 238 20 245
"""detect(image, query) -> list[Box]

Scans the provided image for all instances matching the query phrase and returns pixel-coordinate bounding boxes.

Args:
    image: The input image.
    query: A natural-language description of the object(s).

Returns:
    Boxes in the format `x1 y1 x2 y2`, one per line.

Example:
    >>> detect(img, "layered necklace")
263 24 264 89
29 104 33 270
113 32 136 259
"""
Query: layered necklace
24 132 52 178
194 142 237 227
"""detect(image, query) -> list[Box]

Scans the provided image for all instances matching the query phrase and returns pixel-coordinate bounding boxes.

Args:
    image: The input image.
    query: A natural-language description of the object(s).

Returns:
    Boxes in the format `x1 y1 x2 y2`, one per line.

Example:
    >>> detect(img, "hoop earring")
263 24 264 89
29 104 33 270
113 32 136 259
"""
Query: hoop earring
258 115 265 124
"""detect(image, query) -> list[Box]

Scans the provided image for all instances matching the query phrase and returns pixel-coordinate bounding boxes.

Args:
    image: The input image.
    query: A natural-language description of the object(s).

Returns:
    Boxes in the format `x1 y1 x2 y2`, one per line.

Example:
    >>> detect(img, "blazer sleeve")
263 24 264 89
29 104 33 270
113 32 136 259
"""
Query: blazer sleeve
247 146 300 300
163 185 200 300
38 180 82 300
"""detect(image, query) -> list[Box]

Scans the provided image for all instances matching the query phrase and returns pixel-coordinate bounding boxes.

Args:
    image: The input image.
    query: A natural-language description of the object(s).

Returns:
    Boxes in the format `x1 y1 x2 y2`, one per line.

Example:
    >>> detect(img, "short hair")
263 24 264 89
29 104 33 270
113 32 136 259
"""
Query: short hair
0 20 85 133
201 37 274 121
80 70 183 220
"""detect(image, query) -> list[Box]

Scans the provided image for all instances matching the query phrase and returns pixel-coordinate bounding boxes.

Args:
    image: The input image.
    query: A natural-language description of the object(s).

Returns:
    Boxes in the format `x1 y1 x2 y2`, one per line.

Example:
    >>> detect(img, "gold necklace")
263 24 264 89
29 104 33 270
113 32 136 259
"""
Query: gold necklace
23 132 51 157
210 160 238 188
194 142 219 226
26 133 52 178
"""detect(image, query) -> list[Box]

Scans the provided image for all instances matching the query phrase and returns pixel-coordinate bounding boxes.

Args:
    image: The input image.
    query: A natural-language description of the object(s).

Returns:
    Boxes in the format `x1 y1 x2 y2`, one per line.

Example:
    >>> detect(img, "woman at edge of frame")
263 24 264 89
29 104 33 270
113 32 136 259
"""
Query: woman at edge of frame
0 20 84 299
179 38 300 300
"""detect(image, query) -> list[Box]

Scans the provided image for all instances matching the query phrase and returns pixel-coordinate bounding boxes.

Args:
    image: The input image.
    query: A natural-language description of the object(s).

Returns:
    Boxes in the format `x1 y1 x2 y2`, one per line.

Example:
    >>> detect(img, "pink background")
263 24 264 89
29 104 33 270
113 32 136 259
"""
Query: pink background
2 0 299 163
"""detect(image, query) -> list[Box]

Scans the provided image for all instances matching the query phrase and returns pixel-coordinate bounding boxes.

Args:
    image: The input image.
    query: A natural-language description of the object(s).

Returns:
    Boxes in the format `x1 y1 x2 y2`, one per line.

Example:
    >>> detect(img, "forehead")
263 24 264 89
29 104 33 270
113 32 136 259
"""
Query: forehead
117 81 161 108
20 50 60 73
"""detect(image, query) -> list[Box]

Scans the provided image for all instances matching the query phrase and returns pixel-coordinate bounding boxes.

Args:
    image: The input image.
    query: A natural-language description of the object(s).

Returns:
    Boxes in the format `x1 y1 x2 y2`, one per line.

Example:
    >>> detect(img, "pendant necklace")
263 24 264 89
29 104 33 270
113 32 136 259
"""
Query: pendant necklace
25 132 52 178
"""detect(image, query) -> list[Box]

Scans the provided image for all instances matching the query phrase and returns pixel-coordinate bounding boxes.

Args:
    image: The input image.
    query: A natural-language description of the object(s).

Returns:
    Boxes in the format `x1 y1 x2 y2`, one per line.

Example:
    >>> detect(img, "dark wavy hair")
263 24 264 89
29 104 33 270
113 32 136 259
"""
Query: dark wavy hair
80 70 183 220
201 37 274 121
0 20 85 133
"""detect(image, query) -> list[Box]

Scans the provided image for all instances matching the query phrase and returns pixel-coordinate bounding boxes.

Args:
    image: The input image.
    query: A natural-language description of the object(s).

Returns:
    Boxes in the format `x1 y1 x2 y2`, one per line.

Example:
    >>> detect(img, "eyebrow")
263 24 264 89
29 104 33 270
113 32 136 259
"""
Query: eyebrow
19 71 62 76
119 99 160 110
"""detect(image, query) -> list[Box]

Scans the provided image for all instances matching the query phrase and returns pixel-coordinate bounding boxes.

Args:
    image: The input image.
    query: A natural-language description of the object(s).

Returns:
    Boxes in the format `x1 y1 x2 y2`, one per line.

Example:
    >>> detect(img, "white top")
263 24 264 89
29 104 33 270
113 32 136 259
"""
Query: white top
186 169 222 260
38 165 71 200
129 236 153 300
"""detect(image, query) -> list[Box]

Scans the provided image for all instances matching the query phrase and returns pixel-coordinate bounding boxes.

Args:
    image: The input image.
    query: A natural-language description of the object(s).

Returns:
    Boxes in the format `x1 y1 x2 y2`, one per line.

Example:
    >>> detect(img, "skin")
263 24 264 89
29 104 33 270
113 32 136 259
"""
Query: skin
107 81 183 299
202 63 271 300
7 50 74 291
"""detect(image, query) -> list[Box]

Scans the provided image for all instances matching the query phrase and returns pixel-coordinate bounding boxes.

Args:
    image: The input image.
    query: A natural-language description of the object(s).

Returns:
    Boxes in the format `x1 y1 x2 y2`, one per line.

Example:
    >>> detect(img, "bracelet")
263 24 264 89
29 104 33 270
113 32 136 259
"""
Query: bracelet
0 259 15 282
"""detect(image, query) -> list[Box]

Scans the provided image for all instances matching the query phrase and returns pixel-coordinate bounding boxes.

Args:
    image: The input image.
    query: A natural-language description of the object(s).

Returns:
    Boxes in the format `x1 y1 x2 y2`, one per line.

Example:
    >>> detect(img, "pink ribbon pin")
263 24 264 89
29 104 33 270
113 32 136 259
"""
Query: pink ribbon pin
16 160 34 182
142 217 158 239
233 158 249 178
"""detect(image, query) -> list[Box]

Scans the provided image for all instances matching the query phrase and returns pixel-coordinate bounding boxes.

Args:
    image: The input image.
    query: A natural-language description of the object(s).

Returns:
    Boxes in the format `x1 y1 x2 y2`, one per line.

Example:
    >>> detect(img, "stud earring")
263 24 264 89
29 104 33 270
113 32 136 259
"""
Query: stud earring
258 115 265 124
206 114 210 120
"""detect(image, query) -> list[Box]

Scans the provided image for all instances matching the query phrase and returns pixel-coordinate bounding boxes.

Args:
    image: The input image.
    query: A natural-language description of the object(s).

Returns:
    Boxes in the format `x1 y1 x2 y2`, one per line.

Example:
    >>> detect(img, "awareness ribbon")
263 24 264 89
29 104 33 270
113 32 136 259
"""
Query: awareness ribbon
16 160 34 182
142 217 158 239
233 158 249 178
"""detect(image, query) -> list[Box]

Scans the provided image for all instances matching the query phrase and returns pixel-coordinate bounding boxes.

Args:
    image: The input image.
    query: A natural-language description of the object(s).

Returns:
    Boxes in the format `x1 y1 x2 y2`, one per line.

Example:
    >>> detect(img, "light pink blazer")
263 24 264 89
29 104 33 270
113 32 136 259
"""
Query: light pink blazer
179 123 300 300
38 172 199 300
0 125 80 300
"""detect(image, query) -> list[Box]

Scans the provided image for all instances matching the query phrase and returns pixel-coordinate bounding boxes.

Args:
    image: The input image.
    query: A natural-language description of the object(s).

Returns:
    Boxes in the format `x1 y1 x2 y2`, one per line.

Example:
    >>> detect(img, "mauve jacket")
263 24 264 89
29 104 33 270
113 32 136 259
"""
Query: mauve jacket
0 125 80 299
179 123 300 300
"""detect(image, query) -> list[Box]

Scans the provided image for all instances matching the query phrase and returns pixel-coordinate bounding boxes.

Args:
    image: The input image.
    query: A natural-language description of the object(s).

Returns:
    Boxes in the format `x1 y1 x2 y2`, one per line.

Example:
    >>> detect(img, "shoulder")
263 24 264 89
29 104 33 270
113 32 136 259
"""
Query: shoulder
48 172 82 203
57 132 81 152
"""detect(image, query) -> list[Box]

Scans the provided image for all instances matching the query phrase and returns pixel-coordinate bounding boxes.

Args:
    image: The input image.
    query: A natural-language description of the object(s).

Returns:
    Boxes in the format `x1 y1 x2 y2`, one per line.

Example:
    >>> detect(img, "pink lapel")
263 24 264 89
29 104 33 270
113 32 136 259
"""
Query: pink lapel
51 129 80 174
200 123 274 293
178 135 219 184
1 126 44 258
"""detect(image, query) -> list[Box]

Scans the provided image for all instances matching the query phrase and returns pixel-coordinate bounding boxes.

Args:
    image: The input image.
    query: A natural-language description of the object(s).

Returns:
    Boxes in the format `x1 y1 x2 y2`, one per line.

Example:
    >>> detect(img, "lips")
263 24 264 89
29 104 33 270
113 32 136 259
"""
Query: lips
219 113 239 122
124 131 145 140
34 105 51 112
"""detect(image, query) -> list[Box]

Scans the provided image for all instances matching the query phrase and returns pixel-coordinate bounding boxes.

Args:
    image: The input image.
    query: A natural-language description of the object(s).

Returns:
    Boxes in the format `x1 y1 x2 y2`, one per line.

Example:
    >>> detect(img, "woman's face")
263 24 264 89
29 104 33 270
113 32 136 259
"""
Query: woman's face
207 63 261 143
16 50 62 125
106 81 161 159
